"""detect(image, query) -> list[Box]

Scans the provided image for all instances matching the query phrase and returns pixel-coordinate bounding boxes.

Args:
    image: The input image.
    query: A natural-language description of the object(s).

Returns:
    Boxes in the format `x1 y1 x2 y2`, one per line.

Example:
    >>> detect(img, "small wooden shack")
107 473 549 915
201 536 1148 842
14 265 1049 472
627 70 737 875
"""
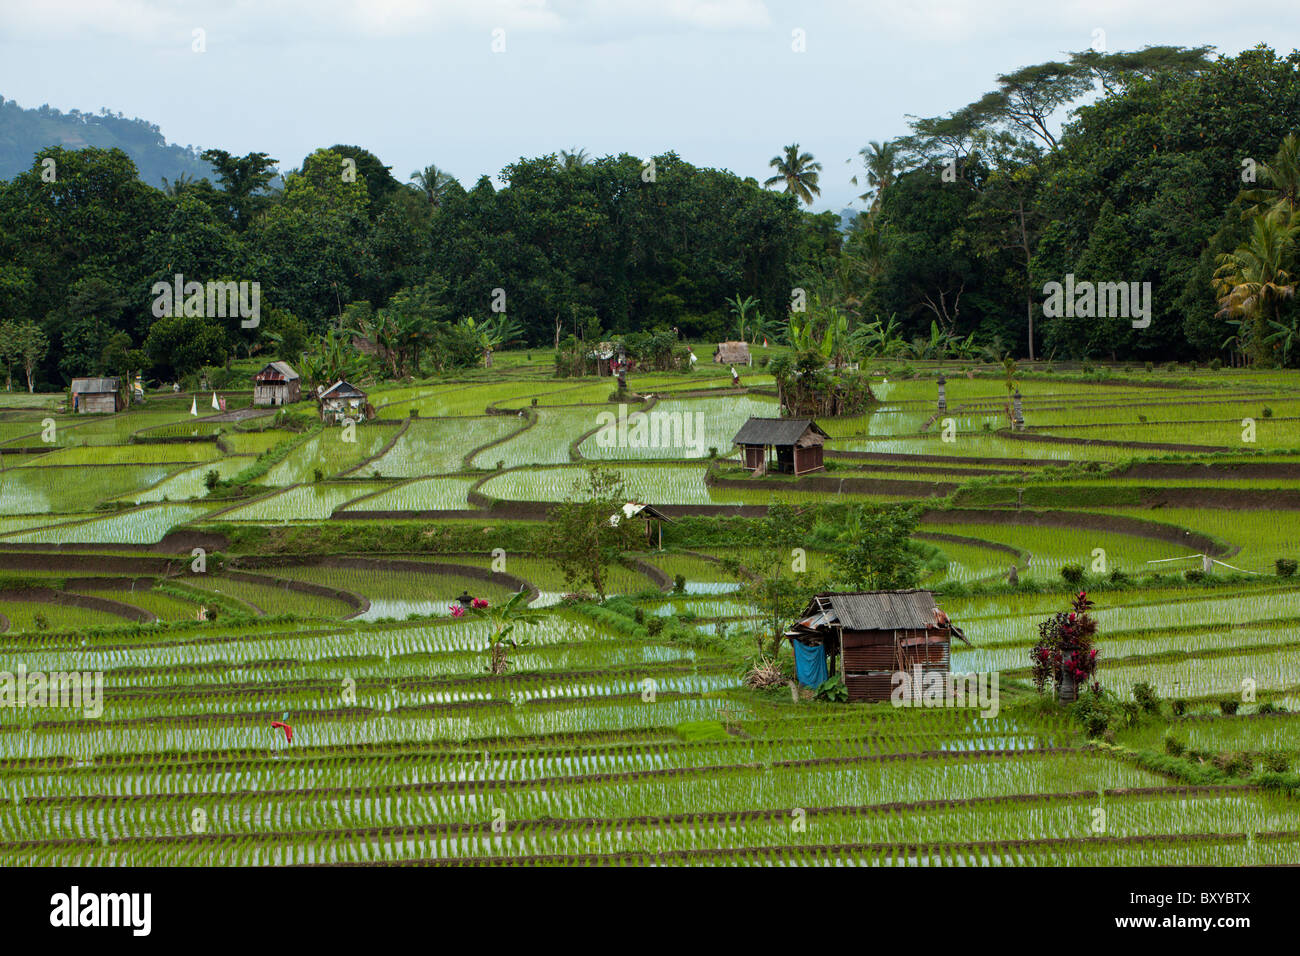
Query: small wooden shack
732 417 827 476
70 377 124 414
714 341 752 365
318 380 369 424
609 502 671 550
252 361 301 406
785 590 970 702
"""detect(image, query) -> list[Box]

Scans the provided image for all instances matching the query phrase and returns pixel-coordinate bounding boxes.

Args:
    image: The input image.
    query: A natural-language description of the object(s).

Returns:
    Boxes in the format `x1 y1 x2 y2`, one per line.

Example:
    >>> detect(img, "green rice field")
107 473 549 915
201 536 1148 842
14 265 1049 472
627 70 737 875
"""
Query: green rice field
2 358 1298 868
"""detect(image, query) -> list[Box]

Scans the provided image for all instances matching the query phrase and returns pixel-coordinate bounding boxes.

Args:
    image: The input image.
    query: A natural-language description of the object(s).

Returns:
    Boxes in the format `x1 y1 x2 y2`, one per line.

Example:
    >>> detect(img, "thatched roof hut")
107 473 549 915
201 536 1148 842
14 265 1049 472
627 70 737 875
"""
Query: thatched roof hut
713 341 752 365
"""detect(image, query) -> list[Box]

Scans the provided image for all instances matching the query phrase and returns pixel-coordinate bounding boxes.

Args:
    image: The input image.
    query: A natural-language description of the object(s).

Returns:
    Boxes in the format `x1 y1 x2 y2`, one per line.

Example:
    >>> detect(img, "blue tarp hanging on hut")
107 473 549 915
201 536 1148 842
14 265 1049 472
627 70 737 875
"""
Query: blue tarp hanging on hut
792 639 828 688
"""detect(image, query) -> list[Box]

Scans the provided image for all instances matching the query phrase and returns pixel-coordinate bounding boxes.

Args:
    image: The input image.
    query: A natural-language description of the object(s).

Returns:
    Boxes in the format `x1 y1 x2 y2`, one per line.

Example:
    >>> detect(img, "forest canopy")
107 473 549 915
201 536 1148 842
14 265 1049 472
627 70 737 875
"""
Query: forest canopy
2 43 1298 392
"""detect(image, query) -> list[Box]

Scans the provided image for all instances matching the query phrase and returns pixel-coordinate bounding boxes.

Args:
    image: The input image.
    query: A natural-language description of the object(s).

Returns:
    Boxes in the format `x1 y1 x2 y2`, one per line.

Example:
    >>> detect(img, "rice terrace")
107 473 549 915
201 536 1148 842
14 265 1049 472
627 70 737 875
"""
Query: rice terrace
1 8 1300 894
2 351 1299 869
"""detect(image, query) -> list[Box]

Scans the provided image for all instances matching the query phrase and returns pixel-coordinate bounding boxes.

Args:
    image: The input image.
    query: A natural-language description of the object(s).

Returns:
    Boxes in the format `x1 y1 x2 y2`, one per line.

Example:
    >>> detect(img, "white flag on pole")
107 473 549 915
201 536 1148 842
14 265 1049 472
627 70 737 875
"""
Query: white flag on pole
190 397 197 416
212 392 220 410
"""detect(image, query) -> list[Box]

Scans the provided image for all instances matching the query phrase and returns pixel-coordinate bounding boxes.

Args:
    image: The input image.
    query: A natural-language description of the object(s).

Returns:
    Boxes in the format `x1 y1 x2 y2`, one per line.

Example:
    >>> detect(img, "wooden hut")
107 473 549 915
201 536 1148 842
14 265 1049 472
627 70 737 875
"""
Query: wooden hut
785 590 970 702
318 380 369 423
69 377 124 414
252 361 301 406
609 502 671 550
731 417 827 476
713 341 752 365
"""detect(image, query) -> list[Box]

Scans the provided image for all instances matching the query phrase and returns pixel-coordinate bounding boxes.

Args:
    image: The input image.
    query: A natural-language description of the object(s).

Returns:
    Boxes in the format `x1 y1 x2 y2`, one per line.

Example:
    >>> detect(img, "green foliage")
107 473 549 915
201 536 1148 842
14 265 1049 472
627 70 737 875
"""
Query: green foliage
830 505 922 591
1132 681 1161 715
545 467 637 600
814 677 848 702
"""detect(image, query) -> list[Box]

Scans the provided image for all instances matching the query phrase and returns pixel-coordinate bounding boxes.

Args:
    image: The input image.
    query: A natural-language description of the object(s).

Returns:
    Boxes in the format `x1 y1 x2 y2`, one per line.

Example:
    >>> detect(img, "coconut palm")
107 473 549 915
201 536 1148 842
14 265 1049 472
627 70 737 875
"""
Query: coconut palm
1213 207 1299 366
560 147 590 170
409 164 457 207
1240 133 1300 220
764 144 822 206
857 140 899 211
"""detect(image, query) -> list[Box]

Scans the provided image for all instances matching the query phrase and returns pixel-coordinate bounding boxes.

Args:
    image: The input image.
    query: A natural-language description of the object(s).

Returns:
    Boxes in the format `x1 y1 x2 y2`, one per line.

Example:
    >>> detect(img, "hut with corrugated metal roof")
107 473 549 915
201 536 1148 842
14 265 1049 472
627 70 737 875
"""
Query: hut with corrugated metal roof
731 417 827 476
785 590 969 701
69 377 124 414
318 380 370 424
252 361 301 406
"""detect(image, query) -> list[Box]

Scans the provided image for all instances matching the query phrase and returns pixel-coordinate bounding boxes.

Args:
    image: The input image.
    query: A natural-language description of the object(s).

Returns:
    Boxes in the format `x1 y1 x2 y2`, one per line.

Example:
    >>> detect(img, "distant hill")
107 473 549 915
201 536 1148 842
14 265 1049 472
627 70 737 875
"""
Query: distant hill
0 96 214 186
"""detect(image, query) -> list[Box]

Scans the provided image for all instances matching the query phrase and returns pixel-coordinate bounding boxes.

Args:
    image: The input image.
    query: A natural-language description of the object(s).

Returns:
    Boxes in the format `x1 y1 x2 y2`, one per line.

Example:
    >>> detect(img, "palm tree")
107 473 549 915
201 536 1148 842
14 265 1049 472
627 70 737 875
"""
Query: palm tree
161 172 195 197
764 144 822 206
409 164 456 207
857 140 898 211
560 147 590 170
1240 133 1300 220
1212 207 1299 366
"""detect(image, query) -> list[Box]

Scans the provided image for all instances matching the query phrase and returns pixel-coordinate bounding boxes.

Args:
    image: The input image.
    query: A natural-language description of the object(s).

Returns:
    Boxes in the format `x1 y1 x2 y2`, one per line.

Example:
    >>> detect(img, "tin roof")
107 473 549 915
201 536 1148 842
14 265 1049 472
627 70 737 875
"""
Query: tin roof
803 590 939 631
255 361 299 382
70 377 120 393
732 417 827 447
320 380 366 399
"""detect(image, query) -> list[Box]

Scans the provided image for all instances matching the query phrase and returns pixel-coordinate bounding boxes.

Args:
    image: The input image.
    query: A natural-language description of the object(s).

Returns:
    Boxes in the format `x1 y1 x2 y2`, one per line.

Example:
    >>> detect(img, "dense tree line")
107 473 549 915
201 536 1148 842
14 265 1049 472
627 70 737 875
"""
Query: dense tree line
2 43 1298 394
825 44 1300 366
0 139 832 389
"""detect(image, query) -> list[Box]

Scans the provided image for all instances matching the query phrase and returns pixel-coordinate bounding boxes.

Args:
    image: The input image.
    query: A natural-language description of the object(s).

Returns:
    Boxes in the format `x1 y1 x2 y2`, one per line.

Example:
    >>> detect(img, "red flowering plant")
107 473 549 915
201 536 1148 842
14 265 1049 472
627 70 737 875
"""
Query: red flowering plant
1031 591 1100 698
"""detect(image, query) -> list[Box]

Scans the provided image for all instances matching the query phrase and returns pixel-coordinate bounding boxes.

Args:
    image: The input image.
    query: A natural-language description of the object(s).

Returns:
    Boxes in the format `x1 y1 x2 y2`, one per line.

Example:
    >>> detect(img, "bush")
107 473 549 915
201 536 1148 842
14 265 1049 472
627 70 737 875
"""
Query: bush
1132 681 1161 714
1212 751 1254 776
1060 564 1086 586
633 607 645 624
645 617 664 637
1263 749 1290 773
815 677 848 702
203 469 220 492
1172 698 1188 716
1071 689 1114 738
1262 406 1274 418
1218 698 1240 715
758 355 770 368
1184 568 1206 583
1163 734 1186 756
673 573 687 594
1144 361 1154 372
1108 568 1131 586
1257 700 1288 715
312 468 324 483
1276 558 1297 578
1208 358 1222 370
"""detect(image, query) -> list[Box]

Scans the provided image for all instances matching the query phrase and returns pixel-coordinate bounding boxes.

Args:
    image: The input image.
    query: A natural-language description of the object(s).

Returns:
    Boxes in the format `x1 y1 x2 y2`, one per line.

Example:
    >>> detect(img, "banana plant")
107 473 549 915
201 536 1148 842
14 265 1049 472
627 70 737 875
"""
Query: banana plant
470 589 542 675
726 294 760 342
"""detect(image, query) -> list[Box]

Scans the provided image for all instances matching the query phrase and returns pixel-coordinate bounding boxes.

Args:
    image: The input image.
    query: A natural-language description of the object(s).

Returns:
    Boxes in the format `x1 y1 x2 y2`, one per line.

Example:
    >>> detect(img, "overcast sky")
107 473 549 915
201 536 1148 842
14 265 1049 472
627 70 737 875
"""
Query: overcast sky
1 1 1295 212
